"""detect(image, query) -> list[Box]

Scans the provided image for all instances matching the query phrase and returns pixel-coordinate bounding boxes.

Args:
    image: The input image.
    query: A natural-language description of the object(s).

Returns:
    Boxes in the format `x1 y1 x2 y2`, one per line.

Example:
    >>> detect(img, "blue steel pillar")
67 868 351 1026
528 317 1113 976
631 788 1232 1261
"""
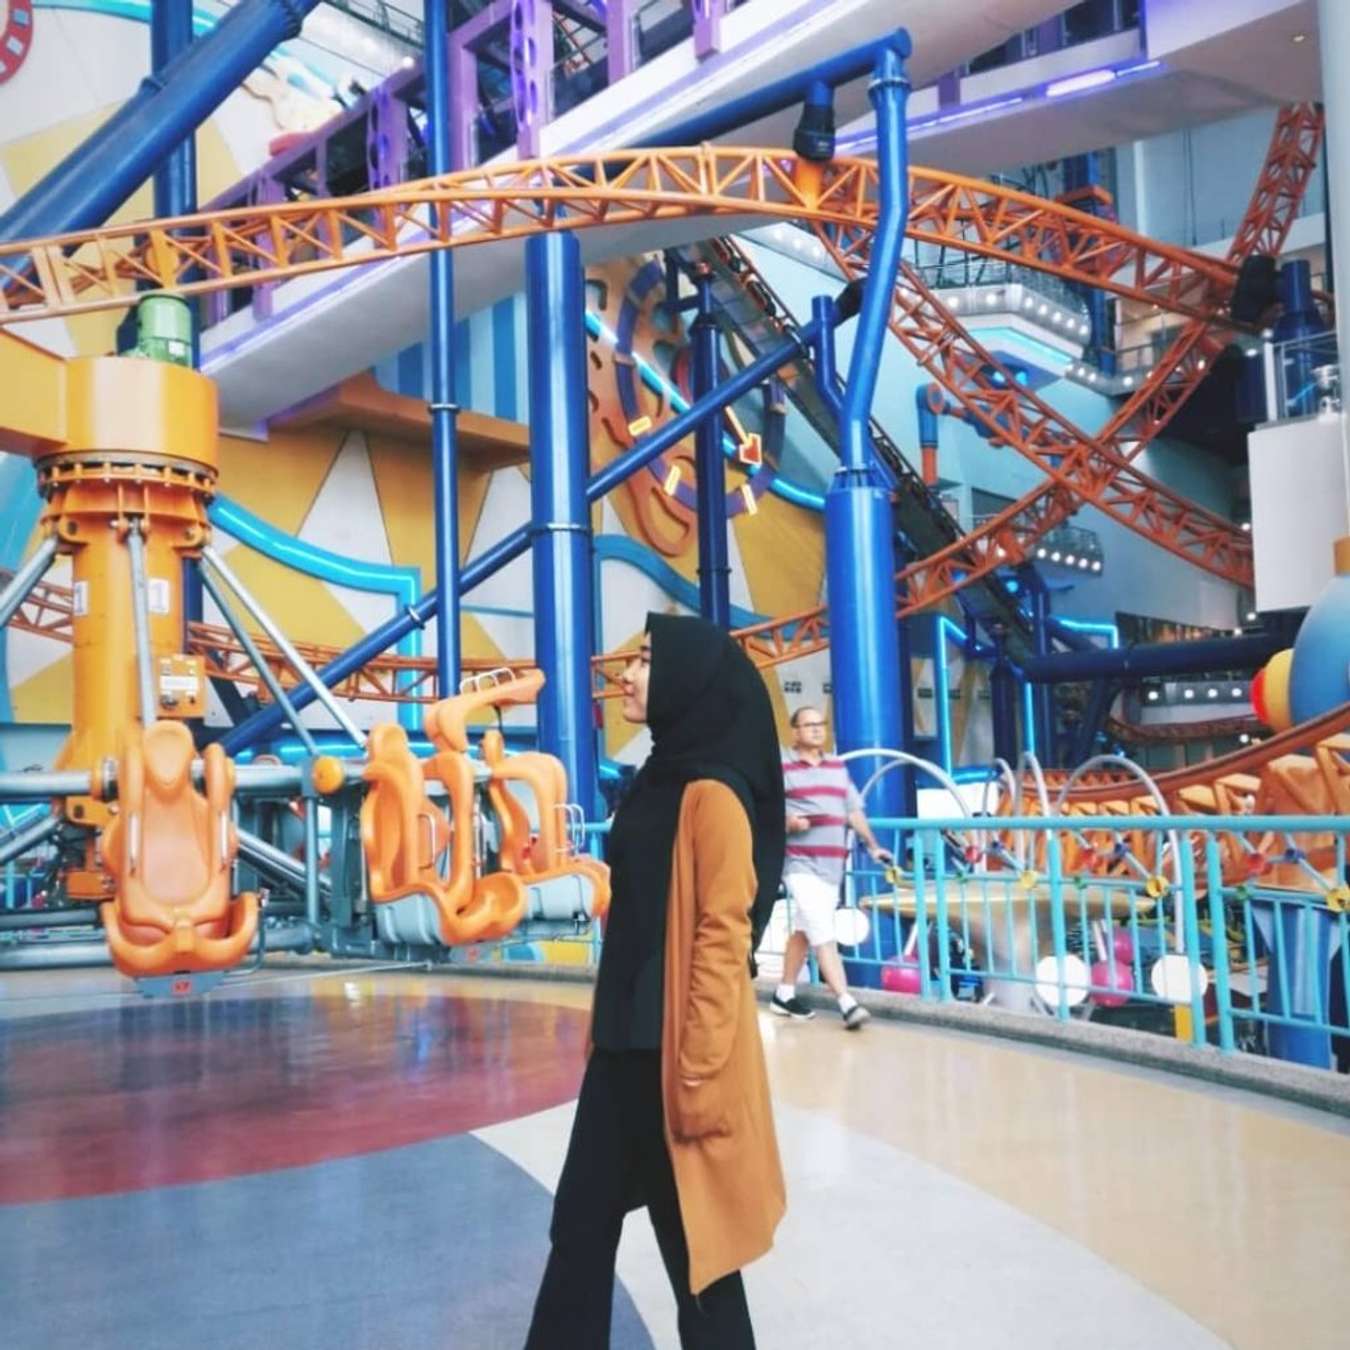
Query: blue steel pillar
426 0 461 690
826 35 912 822
526 231 598 817
150 0 204 634
1061 153 1113 373
691 269 731 627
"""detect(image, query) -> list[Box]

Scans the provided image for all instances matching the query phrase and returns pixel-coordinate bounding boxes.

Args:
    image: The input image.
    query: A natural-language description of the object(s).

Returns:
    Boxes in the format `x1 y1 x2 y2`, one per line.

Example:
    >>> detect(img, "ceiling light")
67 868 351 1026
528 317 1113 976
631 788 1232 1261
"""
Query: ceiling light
949 296 961 311
400 56 415 70
1087 372 1098 384
1207 688 1219 699
986 292 1000 307
1197 358 1207 369
1292 32 1308 44
1038 303 1048 316
1046 69 1116 98
1052 310 1063 324
1036 547 1047 559
1183 688 1195 700
1063 554 1076 566
1239 733 1251 744
1232 627 1243 636
1079 322 1090 336
1241 521 1251 532
1123 376 1134 388
1050 551 1062 562
1147 689 1160 702
1231 688 1243 699
1246 611 1258 622
1090 560 1102 572
1024 298 1035 311
1078 557 1090 569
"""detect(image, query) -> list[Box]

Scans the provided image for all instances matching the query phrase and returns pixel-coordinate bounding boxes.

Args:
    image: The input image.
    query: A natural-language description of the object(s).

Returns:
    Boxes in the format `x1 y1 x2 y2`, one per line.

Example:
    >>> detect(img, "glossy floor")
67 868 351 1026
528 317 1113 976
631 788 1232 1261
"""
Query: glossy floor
2 963 1346 1349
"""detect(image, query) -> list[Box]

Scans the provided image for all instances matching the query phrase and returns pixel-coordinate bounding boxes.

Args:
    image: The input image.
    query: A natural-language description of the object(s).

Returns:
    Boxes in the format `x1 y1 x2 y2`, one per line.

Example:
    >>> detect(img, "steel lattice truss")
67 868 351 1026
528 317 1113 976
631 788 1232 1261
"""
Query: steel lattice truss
0 109 1324 702
1 148 1239 324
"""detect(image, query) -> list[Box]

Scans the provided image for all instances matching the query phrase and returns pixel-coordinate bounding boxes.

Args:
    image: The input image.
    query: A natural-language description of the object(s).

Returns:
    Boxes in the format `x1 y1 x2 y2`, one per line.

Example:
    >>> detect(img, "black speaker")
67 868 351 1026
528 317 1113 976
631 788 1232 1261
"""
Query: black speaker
1230 255 1279 323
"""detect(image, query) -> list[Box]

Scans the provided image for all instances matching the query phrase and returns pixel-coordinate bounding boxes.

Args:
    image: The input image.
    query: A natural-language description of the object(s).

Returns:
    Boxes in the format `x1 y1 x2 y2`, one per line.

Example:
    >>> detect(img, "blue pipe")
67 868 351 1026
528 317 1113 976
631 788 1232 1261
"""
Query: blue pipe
149 0 203 635
824 35 912 821
692 270 731 626
0 0 321 242
426 0 461 690
645 29 909 150
526 232 598 817
838 34 911 472
150 0 196 222
220 319 828 753
1022 633 1283 683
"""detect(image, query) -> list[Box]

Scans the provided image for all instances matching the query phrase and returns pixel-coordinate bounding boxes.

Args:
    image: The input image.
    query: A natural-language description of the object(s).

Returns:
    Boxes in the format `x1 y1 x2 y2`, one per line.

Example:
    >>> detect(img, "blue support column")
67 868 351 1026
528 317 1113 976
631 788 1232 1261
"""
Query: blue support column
691 269 731 627
1061 153 1113 373
526 231 598 817
826 35 911 820
426 0 461 691
150 0 204 635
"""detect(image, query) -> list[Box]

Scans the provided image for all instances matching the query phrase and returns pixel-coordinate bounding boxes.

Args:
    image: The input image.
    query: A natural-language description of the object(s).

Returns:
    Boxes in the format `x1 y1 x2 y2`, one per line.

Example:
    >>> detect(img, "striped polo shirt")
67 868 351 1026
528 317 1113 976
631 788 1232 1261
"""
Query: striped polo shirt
782 752 862 884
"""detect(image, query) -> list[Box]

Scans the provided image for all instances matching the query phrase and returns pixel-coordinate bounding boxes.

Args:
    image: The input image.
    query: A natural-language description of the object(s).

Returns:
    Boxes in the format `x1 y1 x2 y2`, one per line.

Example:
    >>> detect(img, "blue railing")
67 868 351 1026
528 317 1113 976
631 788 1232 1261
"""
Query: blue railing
579 812 1349 1072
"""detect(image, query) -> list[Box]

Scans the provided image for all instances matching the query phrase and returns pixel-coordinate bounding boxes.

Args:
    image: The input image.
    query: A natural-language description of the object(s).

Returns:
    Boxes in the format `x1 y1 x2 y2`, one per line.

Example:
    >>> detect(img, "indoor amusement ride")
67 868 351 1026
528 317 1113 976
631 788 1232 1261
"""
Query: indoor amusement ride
0 19 1346 1069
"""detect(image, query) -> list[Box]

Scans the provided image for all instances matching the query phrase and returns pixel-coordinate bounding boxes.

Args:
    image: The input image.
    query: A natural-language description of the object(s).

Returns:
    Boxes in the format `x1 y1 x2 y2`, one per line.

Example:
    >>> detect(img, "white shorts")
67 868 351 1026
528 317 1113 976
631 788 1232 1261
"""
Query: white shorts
783 871 841 948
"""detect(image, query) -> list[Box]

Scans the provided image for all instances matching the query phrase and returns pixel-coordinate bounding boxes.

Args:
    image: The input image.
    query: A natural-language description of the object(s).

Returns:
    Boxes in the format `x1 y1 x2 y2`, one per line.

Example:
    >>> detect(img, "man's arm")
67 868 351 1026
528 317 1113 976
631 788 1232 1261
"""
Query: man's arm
847 807 893 863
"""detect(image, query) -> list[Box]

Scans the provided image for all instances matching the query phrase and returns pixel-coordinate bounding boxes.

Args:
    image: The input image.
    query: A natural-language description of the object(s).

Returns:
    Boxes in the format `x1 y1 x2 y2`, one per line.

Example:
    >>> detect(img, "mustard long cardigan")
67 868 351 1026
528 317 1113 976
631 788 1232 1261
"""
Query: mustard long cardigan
657 779 786 1294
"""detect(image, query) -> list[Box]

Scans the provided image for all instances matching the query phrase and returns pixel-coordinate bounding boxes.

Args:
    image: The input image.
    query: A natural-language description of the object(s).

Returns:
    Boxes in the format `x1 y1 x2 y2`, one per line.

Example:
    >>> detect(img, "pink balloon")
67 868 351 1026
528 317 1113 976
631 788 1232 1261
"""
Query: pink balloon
1111 929 1135 962
882 962 923 995
1091 958 1133 1008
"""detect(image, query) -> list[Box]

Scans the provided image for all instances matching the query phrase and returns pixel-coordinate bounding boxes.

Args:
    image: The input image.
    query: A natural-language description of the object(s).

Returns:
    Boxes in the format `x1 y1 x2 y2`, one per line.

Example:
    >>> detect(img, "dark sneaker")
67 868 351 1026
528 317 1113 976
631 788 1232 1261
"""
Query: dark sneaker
770 993 815 1021
841 1004 871 1031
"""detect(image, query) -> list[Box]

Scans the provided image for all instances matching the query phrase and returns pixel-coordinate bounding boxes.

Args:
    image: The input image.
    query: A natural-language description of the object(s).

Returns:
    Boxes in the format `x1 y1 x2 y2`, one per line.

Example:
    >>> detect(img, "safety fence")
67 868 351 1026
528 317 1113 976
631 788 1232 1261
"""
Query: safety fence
579 814 1349 1072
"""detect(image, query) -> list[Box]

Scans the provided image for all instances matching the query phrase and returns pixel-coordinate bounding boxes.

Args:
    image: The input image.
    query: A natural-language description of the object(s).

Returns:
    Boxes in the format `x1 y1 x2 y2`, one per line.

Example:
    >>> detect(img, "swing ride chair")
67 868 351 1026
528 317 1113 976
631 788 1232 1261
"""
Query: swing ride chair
360 669 611 950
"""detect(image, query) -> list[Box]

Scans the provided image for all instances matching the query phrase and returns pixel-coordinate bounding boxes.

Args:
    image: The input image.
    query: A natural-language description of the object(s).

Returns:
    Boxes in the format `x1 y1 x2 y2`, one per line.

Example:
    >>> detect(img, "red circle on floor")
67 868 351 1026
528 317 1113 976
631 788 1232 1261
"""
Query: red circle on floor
0 991 588 1203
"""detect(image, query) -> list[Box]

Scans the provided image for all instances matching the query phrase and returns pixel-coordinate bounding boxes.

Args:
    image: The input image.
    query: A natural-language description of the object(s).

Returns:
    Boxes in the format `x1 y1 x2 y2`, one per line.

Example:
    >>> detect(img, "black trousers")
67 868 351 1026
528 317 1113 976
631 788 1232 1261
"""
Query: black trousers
524 1050 755 1349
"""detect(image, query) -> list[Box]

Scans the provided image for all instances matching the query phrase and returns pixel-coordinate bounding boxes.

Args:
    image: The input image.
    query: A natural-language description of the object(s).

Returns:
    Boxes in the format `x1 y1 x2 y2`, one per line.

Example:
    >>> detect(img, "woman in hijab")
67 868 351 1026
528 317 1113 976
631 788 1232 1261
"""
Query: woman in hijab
525 613 787 1350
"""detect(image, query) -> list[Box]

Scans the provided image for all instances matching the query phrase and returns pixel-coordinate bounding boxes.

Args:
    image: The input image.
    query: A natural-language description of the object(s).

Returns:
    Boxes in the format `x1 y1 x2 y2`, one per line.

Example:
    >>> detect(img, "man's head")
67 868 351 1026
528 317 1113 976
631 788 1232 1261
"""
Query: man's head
790 705 829 754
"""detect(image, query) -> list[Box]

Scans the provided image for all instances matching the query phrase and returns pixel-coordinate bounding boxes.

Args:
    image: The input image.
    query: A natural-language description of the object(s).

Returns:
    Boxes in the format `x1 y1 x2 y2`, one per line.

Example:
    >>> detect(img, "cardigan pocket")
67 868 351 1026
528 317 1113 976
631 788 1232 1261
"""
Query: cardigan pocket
671 1075 733 1141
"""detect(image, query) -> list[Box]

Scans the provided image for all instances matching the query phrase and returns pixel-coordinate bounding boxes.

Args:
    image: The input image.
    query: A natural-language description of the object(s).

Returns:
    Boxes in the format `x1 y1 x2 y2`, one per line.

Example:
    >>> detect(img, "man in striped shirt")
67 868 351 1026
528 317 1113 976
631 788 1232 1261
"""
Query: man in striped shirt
773 706 894 1029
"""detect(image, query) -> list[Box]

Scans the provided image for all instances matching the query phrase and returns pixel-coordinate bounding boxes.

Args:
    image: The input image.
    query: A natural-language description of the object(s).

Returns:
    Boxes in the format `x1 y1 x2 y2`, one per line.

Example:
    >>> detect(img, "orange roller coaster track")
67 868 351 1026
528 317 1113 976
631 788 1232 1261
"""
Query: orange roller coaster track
0 149 1241 325
0 107 1323 706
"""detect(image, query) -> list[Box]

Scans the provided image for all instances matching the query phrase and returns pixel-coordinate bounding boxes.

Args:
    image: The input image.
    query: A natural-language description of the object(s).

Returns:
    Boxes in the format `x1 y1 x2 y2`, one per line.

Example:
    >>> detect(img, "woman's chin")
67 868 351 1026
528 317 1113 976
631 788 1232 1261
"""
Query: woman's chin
621 700 646 725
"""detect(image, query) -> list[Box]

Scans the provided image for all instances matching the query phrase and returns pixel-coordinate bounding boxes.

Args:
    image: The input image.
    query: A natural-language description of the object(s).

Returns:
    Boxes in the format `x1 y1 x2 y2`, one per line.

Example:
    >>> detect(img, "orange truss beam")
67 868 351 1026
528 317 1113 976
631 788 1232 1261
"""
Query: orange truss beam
0 148 1237 326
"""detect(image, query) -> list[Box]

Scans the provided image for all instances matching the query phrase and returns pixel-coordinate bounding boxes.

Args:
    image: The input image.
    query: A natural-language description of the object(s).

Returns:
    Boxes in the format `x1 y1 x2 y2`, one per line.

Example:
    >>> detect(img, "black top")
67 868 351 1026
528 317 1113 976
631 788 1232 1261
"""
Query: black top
591 613 786 1051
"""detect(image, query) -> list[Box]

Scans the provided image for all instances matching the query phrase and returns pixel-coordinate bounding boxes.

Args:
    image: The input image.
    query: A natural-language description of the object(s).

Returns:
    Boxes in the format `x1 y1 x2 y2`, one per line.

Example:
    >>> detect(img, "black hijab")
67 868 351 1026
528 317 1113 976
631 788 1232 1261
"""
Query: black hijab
594 614 786 1045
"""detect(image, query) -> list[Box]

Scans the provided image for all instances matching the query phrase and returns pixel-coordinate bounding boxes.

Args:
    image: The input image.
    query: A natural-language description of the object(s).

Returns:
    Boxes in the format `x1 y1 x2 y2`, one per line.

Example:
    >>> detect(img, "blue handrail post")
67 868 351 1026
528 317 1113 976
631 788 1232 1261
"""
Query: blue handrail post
526 231 599 818
692 268 731 627
1204 836 1237 1054
825 33 912 820
427 0 461 699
